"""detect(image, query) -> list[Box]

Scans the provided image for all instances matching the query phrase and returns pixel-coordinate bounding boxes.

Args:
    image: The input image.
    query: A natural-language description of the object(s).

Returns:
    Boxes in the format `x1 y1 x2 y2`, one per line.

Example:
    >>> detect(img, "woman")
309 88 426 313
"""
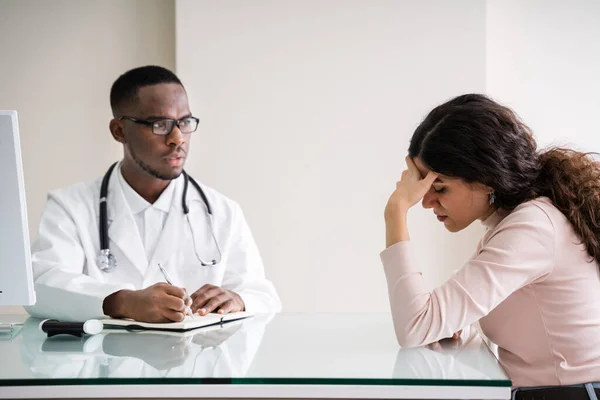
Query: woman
382 94 600 395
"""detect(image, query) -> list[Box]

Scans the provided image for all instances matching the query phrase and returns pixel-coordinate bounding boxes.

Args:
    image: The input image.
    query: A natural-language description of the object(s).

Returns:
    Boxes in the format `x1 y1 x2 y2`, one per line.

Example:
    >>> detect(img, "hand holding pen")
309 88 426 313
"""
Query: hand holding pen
103 281 193 323
158 263 195 320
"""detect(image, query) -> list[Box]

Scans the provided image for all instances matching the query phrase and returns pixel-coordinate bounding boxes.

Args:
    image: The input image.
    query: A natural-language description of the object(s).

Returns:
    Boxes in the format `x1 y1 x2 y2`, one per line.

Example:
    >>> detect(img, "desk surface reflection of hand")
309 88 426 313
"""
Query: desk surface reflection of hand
18 314 270 379
392 325 503 381
6 313 510 400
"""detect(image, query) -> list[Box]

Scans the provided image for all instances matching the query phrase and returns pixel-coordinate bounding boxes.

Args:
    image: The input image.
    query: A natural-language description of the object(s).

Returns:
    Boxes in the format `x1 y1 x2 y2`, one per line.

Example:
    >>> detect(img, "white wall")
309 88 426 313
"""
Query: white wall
0 0 175 313
486 0 600 152
176 0 487 312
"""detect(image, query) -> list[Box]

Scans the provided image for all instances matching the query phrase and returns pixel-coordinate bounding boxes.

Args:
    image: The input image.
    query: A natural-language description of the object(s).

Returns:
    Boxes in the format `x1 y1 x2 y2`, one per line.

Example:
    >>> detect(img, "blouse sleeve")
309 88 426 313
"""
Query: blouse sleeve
381 204 555 347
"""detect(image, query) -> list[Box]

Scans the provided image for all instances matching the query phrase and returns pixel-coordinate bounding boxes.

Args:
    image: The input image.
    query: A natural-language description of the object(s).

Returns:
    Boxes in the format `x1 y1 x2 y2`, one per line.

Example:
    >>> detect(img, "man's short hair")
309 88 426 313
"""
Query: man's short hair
110 65 184 115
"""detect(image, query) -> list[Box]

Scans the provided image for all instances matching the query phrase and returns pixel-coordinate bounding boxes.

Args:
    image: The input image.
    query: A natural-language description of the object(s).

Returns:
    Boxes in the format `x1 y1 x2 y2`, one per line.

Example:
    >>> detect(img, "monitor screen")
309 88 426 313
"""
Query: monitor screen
0 110 36 306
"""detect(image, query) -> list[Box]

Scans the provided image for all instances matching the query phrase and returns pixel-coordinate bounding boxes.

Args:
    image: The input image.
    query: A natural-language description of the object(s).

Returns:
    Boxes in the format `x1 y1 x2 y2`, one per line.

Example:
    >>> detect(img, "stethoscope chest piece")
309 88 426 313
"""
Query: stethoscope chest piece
97 248 117 272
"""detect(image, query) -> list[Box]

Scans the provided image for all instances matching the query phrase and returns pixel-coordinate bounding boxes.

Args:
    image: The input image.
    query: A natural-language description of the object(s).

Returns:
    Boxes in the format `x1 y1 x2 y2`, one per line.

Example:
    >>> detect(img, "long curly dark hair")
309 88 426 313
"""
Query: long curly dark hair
408 93 600 264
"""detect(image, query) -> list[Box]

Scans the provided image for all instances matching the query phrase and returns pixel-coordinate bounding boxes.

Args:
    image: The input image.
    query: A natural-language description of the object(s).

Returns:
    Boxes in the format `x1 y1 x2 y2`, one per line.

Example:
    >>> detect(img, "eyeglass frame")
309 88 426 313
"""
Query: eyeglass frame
117 116 200 135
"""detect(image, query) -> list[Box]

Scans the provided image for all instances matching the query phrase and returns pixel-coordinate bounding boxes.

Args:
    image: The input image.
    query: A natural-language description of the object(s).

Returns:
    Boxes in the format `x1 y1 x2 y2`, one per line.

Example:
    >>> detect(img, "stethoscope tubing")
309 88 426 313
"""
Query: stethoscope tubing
97 162 222 271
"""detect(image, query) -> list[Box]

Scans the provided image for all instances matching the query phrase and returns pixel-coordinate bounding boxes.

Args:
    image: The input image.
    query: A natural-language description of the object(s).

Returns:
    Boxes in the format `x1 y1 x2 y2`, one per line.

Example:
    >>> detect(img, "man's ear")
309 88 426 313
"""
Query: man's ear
109 119 126 144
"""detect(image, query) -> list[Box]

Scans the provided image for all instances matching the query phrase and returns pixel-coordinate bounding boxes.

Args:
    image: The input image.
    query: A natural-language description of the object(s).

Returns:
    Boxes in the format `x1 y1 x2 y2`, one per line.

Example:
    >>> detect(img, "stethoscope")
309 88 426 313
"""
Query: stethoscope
96 162 223 272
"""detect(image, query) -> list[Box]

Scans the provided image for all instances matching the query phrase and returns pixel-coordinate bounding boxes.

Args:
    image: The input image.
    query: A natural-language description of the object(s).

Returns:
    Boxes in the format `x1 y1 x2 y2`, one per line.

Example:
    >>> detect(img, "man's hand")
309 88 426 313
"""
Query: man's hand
190 284 245 316
103 282 192 323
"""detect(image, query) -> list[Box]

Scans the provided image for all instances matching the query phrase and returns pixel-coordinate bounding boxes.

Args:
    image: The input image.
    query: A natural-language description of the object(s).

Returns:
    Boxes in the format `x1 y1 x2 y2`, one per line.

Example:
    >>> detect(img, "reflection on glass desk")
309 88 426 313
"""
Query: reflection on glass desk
0 313 511 399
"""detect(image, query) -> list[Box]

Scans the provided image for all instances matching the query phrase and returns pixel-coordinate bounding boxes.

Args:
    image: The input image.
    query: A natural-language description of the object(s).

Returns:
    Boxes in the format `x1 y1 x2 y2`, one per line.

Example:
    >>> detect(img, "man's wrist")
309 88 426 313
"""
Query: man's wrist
103 289 132 318
232 291 246 311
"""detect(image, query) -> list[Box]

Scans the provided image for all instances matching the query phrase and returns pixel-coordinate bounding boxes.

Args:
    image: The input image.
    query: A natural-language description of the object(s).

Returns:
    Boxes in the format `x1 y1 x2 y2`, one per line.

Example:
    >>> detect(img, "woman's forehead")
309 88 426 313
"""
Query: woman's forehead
413 157 448 183
413 157 429 174
413 157 443 182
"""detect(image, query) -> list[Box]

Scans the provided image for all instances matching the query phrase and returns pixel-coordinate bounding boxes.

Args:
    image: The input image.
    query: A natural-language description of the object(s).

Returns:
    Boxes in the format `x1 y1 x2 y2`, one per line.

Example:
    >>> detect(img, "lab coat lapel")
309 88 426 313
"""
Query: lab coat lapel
148 175 186 268
106 168 149 276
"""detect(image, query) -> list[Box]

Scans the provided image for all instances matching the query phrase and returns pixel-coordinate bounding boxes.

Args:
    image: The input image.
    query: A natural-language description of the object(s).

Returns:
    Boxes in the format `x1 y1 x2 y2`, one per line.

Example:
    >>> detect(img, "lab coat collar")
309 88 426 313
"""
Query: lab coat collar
105 164 205 278
148 173 186 267
149 171 210 269
105 163 149 277
117 165 176 215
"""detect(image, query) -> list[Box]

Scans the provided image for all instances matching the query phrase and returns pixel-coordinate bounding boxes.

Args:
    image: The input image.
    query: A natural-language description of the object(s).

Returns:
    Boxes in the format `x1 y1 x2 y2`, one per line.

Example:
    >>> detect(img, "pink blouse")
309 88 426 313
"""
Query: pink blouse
381 197 600 387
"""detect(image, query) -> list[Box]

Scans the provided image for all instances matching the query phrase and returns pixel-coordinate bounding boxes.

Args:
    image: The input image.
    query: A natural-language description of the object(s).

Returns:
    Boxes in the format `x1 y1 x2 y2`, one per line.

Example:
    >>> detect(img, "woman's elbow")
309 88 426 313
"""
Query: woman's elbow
394 328 429 348
392 316 438 347
396 337 426 348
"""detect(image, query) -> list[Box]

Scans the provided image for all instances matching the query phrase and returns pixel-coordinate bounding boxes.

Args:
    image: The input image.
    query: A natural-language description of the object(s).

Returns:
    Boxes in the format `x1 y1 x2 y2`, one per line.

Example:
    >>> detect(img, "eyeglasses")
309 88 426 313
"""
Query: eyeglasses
118 116 200 135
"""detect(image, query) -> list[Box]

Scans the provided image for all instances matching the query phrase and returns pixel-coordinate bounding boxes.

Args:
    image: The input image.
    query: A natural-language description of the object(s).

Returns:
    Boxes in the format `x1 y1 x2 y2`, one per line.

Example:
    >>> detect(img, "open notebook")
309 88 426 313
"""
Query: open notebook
100 311 252 332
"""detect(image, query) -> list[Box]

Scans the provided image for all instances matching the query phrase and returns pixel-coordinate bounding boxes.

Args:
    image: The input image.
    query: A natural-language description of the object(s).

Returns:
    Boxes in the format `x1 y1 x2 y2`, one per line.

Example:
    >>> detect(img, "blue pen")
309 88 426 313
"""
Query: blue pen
157 263 195 319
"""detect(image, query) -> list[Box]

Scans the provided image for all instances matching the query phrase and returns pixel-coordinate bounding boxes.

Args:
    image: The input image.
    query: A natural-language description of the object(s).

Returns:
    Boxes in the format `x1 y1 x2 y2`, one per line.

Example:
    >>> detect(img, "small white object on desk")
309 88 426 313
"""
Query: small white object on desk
0 322 24 341
0 323 22 334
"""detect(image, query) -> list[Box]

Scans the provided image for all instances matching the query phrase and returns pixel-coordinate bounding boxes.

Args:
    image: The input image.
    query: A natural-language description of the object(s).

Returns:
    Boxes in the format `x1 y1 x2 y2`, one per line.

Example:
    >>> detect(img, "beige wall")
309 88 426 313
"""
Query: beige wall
486 0 600 152
7 0 596 317
176 0 487 313
0 0 175 313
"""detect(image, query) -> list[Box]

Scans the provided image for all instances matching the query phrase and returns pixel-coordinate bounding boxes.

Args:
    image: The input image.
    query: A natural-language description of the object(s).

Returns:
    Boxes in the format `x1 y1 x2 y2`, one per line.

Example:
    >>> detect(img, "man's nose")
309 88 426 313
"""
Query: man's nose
166 125 185 147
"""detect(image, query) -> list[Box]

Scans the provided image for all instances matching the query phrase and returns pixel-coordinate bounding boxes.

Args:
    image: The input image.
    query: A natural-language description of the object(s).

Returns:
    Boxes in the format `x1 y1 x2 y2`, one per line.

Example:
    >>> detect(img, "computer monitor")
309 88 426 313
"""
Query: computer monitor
0 110 36 306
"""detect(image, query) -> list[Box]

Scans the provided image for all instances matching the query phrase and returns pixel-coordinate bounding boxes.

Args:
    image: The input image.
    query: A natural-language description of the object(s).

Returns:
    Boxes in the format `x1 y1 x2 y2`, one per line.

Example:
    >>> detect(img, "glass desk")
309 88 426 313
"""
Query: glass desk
0 313 511 399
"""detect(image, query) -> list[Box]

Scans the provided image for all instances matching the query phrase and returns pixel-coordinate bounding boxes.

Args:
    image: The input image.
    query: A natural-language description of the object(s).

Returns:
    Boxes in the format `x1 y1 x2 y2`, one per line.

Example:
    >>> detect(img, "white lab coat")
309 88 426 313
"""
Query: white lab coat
25 165 281 321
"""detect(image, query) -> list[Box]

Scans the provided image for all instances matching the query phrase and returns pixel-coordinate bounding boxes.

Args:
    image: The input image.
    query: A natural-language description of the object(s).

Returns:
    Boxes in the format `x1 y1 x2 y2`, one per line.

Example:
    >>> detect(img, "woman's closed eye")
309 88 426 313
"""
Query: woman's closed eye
433 186 446 194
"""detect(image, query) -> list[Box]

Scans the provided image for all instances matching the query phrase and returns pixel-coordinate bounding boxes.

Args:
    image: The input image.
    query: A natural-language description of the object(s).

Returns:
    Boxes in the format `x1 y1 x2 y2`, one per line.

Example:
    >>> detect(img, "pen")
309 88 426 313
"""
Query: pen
157 263 195 320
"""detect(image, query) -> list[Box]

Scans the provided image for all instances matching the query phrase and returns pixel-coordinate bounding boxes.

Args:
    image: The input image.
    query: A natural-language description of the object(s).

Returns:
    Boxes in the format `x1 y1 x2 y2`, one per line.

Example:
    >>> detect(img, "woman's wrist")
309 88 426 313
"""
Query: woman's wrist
385 210 410 247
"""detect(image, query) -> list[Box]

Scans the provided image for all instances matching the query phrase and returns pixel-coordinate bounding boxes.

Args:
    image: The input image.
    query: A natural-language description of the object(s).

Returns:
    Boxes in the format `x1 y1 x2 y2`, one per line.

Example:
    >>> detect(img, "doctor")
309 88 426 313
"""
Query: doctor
25 66 281 322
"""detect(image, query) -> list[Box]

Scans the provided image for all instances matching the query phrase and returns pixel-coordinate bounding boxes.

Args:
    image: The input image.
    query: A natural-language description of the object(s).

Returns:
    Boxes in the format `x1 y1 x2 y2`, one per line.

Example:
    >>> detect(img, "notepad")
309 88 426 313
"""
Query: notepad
100 311 252 332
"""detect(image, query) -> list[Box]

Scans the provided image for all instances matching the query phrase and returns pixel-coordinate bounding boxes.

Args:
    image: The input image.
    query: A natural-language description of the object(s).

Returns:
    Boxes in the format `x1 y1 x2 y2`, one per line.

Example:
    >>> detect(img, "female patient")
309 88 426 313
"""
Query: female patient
382 94 600 391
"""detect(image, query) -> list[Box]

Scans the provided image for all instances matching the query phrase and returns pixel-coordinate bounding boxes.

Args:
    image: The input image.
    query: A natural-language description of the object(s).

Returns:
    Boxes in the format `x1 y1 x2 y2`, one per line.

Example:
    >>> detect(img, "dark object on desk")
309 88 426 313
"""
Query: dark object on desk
39 319 103 338
513 383 600 400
